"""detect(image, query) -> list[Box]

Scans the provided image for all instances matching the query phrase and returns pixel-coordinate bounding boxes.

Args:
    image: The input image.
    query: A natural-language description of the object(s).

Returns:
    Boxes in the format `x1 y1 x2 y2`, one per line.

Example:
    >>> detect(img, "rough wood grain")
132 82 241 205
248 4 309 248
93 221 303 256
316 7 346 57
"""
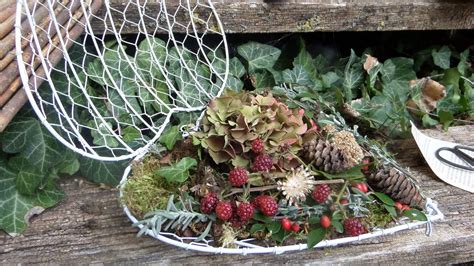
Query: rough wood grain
90 0 474 34
0 125 473 264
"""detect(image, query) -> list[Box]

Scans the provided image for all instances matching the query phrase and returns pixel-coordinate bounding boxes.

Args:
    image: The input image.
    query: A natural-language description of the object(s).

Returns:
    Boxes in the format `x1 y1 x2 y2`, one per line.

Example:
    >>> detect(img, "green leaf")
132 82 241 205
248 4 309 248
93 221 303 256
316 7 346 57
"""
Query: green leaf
381 57 417 86
122 127 142 143
422 114 438 127
438 110 454 130
282 65 313 86
271 227 286 243
15 172 41 197
90 121 120 148
307 228 326 249
266 221 281 234
155 157 197 183
432 46 451 70
0 164 37 235
79 157 128 185
35 178 64 208
321 71 340 89
342 50 364 101
315 165 365 182
55 149 80 176
237 42 281 73
250 223 265 234
1 118 63 173
229 57 246 78
371 192 395 206
252 69 275 90
332 219 344 233
226 75 244 92
253 212 272 223
403 209 428 221
159 126 183 150
457 49 469 75
384 205 397 218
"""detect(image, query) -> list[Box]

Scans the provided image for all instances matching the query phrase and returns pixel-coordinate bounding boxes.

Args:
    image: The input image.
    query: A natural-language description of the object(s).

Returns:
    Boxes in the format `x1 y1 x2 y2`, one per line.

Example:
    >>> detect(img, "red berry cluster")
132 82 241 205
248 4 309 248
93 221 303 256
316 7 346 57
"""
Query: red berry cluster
200 192 218 214
311 184 331 204
253 195 278 216
228 167 249 187
281 217 300 232
214 201 255 227
251 138 265 154
252 154 273 172
343 218 366 236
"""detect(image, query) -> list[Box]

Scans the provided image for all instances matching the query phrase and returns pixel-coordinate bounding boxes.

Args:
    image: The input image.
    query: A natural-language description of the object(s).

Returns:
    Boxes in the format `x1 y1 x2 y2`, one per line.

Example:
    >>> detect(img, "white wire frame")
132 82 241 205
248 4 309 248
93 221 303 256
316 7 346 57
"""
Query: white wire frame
15 0 229 161
118 159 444 255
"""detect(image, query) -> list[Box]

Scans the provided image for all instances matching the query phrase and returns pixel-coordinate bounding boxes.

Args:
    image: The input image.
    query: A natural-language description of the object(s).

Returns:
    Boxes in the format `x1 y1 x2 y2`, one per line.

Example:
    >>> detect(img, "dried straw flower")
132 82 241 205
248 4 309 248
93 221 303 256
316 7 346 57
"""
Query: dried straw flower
277 166 316 206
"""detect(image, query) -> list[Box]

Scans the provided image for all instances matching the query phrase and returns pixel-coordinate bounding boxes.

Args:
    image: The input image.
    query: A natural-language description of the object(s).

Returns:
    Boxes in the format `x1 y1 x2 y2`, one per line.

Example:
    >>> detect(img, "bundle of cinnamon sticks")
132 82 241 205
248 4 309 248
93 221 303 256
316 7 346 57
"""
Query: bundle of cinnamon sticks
0 0 102 132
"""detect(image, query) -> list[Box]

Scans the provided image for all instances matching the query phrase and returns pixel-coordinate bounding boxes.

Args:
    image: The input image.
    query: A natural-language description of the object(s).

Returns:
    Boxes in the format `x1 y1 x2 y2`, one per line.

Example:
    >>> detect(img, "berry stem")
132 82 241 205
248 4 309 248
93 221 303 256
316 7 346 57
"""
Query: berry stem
335 181 349 218
224 185 279 198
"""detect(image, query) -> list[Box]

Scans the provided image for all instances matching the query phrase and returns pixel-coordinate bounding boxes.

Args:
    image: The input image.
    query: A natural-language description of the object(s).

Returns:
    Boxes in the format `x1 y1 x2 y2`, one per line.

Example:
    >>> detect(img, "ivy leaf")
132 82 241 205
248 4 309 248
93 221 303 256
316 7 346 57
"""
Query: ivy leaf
381 57 417 86
35 176 64 209
251 69 275 91
237 42 281 73
457 49 469 75
0 165 37 235
159 126 182 150
403 209 428 221
155 157 197 183
122 127 142 143
341 50 364 101
282 65 313 86
226 75 244 92
1 118 63 173
90 121 120 148
79 157 128 185
229 57 246 78
55 149 80 176
432 46 451 70
307 228 326 249
9 157 43 195
371 192 395 206
322 71 340 89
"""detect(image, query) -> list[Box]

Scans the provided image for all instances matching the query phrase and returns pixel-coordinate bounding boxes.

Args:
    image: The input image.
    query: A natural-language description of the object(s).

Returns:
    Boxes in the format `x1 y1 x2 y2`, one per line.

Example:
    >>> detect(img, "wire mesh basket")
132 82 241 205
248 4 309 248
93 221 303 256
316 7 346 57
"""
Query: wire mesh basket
15 0 229 161
16 0 444 255
118 157 444 254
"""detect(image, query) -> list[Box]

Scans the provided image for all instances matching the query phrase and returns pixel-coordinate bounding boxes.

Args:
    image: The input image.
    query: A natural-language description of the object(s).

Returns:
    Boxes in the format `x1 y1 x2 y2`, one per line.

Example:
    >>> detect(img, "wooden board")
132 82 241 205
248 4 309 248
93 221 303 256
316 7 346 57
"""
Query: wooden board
1 125 473 264
91 0 474 34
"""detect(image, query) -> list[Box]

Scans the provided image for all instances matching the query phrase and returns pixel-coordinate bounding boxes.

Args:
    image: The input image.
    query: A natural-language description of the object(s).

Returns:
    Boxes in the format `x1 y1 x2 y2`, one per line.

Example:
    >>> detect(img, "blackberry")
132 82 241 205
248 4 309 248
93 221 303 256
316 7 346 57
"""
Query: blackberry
200 192 218 214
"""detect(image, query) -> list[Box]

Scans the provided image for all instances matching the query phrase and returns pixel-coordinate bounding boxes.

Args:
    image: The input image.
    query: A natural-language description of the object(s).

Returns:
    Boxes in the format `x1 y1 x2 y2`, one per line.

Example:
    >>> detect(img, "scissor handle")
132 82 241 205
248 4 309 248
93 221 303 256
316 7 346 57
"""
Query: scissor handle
435 146 474 171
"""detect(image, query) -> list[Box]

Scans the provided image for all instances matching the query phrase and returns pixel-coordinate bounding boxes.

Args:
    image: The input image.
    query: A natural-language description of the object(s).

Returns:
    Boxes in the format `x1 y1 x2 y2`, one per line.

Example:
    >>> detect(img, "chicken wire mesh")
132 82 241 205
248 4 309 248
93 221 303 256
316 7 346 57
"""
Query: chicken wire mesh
15 0 229 161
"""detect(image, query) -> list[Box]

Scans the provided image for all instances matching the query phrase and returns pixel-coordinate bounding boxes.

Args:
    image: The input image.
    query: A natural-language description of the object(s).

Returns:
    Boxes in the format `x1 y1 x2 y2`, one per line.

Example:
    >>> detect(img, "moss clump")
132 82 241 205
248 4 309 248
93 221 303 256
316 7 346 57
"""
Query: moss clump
122 155 176 218
363 203 394 229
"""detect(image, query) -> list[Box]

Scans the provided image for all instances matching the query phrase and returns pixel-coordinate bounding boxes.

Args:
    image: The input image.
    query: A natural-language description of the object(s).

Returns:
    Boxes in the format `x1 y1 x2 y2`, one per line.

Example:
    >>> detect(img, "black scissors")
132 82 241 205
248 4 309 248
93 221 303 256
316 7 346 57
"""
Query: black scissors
435 145 474 171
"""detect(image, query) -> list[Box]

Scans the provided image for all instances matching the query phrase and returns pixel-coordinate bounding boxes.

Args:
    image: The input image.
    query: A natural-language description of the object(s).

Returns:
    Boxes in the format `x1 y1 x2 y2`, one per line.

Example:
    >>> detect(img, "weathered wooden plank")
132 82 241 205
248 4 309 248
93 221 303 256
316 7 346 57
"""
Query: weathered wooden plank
0 125 473 263
90 0 474 34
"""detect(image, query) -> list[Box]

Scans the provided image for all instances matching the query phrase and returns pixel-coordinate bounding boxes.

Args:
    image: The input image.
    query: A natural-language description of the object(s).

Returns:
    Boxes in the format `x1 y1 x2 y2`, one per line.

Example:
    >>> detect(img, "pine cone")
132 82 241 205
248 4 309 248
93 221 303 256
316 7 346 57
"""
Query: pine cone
300 138 351 173
367 167 424 207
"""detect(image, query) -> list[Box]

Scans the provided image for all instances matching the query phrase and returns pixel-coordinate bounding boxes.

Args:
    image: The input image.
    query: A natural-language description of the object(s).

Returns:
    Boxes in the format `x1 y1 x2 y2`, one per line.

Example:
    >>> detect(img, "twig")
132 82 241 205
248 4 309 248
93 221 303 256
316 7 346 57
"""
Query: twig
223 179 345 198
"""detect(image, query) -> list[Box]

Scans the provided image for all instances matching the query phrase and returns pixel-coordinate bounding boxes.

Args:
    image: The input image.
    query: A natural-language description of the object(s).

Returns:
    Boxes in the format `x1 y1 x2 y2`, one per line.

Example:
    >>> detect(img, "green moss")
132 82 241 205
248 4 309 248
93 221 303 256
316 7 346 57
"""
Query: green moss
122 155 176 218
364 203 393 229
